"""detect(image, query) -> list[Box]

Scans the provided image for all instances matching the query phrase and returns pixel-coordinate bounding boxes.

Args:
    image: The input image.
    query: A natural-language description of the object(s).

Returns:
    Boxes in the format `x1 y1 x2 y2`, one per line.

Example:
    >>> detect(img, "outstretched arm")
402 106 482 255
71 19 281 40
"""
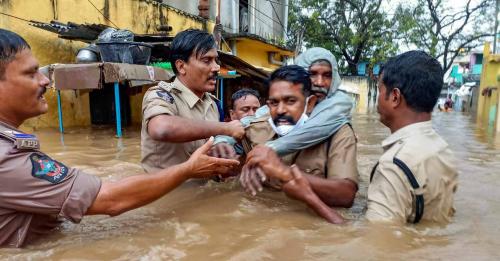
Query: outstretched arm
148 115 245 143
86 138 239 216
283 166 345 224
241 145 345 224
304 175 357 208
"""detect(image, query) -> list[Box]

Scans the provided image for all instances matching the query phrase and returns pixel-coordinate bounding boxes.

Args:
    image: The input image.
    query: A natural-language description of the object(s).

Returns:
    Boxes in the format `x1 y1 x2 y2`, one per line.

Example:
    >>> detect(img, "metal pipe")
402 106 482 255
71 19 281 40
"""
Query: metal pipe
219 78 225 121
249 0 256 34
232 0 238 33
283 0 289 41
57 90 64 133
494 0 499 53
114 82 122 138
230 40 237 55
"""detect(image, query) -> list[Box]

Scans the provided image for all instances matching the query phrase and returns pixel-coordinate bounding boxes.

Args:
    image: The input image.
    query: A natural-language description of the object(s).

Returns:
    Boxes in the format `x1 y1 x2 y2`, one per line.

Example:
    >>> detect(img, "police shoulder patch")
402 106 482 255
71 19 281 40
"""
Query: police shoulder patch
30 153 69 184
156 90 174 104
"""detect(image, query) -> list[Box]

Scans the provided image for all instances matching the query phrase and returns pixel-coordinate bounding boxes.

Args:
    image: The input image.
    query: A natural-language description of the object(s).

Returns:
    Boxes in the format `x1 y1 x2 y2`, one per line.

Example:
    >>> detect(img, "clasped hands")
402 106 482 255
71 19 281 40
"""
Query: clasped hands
209 143 312 199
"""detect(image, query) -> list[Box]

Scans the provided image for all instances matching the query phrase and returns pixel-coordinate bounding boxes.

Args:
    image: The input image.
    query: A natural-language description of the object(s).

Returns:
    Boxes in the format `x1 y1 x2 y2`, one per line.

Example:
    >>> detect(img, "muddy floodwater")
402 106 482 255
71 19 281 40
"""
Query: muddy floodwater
1 111 499 260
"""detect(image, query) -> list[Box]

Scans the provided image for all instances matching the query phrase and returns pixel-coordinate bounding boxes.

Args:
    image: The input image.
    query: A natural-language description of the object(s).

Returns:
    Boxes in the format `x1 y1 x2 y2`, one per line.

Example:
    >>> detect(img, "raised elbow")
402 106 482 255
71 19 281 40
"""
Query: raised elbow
89 185 130 217
148 126 169 141
325 182 357 208
148 119 176 142
340 195 355 208
106 205 127 217
324 195 354 208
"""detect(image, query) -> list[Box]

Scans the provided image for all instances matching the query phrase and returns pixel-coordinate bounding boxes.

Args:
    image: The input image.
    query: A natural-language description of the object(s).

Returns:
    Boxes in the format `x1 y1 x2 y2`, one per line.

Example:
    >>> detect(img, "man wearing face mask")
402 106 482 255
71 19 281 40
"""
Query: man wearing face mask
211 47 353 160
265 47 353 156
238 66 358 220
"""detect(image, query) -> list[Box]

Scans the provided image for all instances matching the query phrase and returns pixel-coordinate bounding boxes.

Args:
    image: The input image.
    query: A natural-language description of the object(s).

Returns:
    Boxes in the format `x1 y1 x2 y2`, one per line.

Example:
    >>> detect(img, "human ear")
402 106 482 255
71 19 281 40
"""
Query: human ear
175 60 187 75
391 88 402 108
229 109 236 121
306 95 317 114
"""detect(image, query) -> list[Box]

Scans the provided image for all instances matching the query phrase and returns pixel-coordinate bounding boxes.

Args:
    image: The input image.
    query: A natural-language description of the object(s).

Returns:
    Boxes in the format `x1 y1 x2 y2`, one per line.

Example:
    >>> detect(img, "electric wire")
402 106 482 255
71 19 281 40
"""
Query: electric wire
0 12 31 23
240 0 285 29
86 0 119 28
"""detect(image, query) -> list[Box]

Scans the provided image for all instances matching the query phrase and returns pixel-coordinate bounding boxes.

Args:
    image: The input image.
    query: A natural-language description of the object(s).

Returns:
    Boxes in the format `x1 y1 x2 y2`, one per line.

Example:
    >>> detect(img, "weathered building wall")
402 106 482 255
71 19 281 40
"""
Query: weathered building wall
220 0 238 33
162 0 198 16
0 0 205 130
341 76 373 113
232 38 291 70
477 43 500 132
252 0 285 41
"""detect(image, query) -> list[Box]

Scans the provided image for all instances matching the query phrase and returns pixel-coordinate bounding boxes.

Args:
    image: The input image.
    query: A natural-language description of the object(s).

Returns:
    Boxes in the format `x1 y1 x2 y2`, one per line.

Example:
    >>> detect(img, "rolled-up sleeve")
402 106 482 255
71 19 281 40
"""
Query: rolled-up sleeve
59 169 101 223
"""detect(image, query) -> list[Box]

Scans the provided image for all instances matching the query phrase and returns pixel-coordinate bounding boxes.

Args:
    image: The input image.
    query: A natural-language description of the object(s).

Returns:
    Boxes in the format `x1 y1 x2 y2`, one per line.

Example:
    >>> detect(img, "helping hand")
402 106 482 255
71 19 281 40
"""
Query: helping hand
239 164 267 196
225 120 245 140
185 137 240 179
245 145 293 182
208 142 239 160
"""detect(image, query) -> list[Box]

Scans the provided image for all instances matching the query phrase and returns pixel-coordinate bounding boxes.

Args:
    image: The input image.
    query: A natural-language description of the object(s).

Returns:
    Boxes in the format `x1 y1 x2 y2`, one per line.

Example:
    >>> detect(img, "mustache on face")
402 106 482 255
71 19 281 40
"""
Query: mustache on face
208 73 218 81
311 86 328 95
273 114 296 126
38 87 47 97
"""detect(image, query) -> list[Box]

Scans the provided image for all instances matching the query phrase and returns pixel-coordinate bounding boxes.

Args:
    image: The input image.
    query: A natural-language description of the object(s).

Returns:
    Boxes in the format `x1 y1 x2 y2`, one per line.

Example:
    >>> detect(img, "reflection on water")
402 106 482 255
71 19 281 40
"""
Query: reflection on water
2 111 499 260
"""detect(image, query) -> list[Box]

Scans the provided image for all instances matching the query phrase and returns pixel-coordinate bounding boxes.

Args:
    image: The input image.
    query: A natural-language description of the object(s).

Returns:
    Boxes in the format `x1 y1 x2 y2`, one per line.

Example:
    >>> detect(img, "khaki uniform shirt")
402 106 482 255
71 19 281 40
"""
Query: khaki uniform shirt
141 78 220 173
0 121 101 248
242 116 359 187
366 121 458 224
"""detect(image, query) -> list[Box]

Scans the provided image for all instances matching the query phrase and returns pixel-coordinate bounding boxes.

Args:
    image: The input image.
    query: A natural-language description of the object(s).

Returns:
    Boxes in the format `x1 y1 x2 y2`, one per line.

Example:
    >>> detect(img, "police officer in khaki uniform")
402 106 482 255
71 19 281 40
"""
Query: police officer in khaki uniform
0 29 239 248
365 51 457 224
246 51 458 225
237 66 358 224
141 29 244 173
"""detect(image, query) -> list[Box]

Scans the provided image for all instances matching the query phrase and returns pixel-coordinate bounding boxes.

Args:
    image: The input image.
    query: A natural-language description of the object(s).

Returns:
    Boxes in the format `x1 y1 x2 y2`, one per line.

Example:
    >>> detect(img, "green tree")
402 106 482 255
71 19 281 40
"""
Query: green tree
395 0 495 73
287 0 399 75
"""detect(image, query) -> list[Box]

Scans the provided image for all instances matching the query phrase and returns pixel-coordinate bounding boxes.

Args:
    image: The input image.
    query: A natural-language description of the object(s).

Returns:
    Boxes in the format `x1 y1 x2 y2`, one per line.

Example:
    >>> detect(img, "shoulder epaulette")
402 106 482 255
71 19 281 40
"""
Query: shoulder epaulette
0 130 40 150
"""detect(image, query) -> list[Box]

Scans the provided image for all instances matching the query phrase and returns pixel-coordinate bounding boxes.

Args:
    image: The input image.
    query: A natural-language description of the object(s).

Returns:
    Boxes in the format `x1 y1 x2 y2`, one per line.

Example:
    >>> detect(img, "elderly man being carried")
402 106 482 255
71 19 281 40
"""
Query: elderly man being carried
213 65 359 223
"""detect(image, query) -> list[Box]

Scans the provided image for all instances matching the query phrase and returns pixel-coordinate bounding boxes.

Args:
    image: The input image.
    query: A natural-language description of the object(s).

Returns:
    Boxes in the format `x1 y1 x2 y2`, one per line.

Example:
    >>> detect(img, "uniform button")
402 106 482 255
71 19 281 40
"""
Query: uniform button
305 168 311 173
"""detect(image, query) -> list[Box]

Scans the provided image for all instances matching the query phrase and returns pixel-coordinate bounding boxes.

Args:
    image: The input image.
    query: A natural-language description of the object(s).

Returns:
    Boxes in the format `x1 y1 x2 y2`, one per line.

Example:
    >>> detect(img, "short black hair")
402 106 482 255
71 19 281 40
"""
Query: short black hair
0 29 30 79
380 50 443 113
169 29 217 75
231 88 260 109
267 65 312 97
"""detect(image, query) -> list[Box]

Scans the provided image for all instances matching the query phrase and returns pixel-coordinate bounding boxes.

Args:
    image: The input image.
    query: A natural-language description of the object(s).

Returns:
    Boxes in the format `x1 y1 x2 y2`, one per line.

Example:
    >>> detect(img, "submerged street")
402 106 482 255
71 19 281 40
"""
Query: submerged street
1 110 499 260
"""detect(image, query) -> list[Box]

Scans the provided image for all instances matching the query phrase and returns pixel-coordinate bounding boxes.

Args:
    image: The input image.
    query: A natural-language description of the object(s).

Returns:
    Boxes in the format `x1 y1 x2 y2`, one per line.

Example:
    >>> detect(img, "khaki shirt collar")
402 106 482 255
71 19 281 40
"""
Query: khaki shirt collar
381 121 433 150
172 78 212 109
0 120 22 132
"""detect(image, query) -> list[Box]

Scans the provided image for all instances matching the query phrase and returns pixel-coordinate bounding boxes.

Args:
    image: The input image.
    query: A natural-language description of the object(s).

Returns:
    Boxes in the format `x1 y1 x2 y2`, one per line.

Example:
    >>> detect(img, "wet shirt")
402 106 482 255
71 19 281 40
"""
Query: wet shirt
141 78 220 173
0 122 101 248
366 121 458 224
242 116 359 187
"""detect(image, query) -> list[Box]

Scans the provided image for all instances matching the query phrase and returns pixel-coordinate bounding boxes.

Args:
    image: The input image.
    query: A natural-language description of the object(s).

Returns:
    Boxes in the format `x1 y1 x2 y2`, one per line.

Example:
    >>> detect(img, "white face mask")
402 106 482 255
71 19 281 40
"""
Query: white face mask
269 97 310 136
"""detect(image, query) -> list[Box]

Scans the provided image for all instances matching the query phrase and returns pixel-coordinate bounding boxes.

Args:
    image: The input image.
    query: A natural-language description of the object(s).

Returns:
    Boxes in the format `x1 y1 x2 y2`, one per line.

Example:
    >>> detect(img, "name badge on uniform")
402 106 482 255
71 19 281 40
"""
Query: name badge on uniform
0 131 40 150
14 133 40 150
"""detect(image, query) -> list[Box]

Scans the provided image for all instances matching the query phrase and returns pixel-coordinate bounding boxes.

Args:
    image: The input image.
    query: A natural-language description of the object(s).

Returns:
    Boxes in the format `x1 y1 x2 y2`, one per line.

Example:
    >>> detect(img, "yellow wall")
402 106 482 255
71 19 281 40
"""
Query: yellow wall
0 0 205 129
230 38 293 71
477 42 500 132
341 76 370 113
